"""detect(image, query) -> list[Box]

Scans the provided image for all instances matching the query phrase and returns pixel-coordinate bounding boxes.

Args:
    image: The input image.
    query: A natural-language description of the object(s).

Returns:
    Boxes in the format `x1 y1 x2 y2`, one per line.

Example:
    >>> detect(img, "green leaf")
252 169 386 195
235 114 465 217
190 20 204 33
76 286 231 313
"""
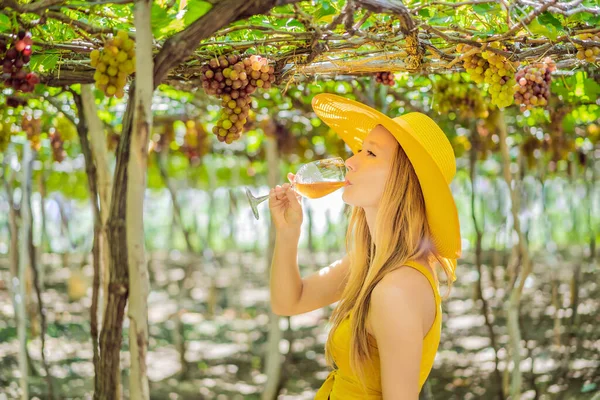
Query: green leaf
151 3 172 37
418 9 430 18
0 14 11 31
29 54 59 73
285 19 304 29
472 3 498 14
582 73 600 98
538 12 563 30
581 382 597 393
315 3 337 23
529 18 559 41
581 14 600 25
184 0 213 27
429 16 452 25
472 29 497 38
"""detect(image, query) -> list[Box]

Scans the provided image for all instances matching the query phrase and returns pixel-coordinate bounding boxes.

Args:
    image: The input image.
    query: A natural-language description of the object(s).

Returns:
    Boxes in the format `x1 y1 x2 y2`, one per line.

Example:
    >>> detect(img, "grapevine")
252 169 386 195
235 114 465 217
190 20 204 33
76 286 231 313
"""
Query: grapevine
200 54 275 144
90 30 135 98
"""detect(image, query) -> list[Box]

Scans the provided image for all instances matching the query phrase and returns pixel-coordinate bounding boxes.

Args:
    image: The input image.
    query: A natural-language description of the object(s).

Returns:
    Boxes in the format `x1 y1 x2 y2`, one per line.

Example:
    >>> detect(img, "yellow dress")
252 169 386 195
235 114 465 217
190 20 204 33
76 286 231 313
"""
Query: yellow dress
314 260 442 399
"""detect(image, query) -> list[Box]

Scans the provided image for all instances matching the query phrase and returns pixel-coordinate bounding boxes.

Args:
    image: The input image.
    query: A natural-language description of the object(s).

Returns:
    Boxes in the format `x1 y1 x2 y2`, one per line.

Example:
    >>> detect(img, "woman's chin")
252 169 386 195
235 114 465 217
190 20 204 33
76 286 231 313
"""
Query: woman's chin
341 190 354 206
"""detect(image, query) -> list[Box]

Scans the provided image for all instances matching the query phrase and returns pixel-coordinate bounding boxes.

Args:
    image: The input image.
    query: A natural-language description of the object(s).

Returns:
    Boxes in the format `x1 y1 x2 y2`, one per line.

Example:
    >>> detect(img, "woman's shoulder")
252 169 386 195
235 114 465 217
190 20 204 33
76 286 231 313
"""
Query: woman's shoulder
369 262 438 337
374 263 436 298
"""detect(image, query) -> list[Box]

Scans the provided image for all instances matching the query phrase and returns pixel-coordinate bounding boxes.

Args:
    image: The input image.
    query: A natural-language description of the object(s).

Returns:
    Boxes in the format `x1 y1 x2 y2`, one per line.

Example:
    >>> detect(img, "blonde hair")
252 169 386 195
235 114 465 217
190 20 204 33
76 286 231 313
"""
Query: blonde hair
324 130 456 392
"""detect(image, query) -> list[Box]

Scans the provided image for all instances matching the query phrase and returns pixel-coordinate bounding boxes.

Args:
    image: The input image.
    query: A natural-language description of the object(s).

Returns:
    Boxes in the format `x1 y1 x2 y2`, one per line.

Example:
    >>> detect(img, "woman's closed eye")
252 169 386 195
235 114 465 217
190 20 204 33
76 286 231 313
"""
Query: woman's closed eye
358 149 376 157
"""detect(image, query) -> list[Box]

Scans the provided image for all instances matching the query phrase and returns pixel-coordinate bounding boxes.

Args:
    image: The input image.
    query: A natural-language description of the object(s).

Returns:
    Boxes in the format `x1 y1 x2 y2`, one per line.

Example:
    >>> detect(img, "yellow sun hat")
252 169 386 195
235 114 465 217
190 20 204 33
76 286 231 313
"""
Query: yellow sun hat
311 93 462 275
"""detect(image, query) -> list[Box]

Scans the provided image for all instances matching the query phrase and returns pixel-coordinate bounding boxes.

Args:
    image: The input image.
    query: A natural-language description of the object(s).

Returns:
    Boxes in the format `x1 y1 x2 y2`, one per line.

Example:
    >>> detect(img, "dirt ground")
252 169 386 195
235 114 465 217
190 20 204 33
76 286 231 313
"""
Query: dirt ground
0 249 598 399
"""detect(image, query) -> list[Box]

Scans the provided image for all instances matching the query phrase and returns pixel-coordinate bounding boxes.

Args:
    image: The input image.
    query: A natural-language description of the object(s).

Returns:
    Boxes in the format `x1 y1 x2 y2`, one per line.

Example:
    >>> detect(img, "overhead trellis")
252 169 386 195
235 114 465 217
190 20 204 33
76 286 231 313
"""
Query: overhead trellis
1 0 599 90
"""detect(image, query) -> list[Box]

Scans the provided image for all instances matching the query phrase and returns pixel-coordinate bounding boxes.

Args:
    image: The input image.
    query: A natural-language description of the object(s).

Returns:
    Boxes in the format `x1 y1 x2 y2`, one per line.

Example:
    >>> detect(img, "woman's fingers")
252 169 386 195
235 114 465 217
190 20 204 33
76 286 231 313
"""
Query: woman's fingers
287 172 295 183
286 187 301 211
274 185 285 200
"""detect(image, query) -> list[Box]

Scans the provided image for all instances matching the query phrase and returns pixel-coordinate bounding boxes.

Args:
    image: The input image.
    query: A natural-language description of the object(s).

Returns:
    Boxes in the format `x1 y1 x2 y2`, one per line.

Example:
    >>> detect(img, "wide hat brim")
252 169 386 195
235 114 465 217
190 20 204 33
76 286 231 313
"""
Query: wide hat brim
311 94 461 273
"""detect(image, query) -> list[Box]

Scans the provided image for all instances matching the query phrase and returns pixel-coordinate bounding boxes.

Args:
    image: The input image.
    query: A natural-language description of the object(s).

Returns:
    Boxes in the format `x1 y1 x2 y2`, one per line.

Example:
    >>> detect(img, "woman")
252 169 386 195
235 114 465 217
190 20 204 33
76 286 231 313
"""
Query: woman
268 94 462 399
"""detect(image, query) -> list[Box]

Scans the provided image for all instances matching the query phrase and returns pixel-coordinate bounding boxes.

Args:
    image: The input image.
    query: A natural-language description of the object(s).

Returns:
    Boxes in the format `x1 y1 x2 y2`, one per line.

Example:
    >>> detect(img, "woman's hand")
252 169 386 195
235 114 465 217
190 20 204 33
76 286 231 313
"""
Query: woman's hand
269 172 303 234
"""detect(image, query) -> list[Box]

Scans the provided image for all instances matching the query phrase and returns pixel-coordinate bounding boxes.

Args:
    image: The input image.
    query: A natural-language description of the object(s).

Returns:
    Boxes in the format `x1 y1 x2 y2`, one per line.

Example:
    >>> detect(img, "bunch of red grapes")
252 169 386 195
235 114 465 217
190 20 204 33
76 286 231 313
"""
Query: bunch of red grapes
200 54 275 144
1 31 39 95
375 71 395 86
179 120 209 164
513 56 556 111
49 131 66 163
22 114 42 151
6 95 28 108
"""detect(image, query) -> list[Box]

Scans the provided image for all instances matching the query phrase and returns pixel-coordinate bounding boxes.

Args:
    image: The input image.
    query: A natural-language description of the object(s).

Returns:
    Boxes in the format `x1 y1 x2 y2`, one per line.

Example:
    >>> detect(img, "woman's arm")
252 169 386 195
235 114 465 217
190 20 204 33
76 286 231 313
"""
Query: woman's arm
270 249 350 316
370 266 436 399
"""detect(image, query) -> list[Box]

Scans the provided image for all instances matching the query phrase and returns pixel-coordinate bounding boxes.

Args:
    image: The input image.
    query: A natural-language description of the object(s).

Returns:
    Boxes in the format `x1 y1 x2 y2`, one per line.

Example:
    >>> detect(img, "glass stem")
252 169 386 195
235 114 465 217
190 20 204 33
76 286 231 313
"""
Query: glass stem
256 193 270 204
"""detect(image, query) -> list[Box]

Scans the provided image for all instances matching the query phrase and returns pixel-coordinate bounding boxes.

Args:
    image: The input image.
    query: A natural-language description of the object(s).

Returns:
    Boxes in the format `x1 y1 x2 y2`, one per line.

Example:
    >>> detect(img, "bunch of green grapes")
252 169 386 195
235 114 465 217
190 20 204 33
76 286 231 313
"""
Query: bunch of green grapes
0 120 14 152
481 45 517 108
433 77 488 119
55 114 78 142
575 33 600 62
375 71 395 86
457 42 519 108
90 30 135 99
513 57 556 111
200 54 275 144
456 43 488 84
451 135 472 158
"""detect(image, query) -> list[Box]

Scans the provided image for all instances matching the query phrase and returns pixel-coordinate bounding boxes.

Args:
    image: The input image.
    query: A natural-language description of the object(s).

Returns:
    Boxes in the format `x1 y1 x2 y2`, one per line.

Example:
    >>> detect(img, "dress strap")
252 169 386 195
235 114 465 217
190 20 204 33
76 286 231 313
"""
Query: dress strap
403 260 441 305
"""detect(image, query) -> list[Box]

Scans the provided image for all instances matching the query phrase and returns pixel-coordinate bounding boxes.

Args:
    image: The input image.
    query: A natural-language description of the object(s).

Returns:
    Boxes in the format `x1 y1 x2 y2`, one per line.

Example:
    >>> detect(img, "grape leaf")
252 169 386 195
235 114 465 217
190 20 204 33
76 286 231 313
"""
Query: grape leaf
473 3 499 14
151 3 172 37
314 3 337 22
529 18 559 41
29 54 59 73
538 12 564 31
184 0 213 27
429 15 452 25
0 14 11 32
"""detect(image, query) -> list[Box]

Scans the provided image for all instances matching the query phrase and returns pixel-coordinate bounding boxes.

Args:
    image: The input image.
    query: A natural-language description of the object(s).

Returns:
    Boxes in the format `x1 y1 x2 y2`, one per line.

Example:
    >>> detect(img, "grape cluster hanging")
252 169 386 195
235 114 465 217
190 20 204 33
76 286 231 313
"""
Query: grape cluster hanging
200 54 275 144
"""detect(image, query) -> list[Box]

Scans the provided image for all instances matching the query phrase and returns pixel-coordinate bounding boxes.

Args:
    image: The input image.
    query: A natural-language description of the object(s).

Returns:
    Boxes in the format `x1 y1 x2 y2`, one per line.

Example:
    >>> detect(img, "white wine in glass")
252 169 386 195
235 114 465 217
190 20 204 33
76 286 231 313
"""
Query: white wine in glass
245 156 348 220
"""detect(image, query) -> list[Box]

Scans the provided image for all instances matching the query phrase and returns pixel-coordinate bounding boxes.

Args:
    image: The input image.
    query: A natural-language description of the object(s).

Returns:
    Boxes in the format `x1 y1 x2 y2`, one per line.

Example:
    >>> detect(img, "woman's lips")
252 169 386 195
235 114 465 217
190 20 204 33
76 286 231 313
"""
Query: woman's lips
345 180 352 186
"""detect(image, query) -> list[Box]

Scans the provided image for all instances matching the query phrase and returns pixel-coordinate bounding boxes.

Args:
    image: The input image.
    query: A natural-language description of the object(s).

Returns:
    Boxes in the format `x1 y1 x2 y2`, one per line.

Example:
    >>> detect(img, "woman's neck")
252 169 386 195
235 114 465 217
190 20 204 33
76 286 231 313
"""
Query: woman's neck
363 206 433 272
363 206 378 241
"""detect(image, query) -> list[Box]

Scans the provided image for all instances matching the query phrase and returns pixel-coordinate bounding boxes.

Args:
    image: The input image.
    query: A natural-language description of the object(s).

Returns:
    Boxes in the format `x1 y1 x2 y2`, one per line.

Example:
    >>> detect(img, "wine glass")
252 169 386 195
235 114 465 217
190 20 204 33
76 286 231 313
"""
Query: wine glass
245 156 348 220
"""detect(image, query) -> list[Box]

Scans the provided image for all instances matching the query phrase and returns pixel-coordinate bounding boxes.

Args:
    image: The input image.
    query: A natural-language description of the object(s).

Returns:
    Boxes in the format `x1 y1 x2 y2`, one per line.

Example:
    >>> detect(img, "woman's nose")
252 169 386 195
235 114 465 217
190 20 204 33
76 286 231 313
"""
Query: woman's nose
344 156 355 171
